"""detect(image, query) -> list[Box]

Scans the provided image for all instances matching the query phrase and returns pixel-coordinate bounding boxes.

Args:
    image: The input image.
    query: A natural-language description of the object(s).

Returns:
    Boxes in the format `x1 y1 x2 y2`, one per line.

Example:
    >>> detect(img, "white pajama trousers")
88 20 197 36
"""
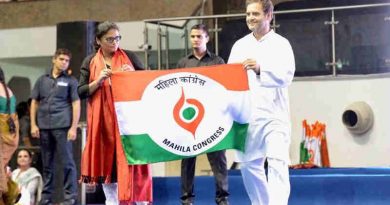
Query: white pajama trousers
240 158 290 205
102 183 119 205
102 183 149 205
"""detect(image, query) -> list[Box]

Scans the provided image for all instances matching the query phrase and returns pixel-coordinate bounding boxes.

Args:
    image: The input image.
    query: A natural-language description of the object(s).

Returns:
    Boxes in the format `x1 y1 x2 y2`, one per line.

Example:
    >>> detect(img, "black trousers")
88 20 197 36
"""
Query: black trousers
39 129 77 203
180 150 229 204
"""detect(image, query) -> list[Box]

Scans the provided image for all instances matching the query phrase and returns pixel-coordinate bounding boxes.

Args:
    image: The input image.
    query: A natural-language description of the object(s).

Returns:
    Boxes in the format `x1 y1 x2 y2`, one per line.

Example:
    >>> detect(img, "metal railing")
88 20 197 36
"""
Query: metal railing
143 2 390 77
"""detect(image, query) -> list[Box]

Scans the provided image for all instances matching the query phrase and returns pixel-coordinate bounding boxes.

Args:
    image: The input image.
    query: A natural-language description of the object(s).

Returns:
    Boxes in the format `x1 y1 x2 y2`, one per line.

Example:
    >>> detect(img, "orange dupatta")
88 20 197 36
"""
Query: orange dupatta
80 48 152 203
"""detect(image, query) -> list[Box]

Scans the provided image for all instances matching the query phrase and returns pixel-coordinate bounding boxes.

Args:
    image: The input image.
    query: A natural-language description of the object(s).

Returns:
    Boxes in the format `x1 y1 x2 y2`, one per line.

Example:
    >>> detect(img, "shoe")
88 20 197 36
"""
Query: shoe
181 199 193 205
63 198 77 205
216 197 229 205
180 194 194 205
39 199 53 205
218 200 229 205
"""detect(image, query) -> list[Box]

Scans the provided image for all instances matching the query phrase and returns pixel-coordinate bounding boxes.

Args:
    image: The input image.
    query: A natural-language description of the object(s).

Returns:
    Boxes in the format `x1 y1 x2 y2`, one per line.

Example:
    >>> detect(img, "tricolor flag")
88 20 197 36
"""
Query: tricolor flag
111 64 251 164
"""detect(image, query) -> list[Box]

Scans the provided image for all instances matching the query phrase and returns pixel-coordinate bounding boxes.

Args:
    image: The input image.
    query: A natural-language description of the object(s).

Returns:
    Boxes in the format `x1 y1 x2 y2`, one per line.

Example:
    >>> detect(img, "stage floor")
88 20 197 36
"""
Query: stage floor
80 167 390 204
152 167 390 205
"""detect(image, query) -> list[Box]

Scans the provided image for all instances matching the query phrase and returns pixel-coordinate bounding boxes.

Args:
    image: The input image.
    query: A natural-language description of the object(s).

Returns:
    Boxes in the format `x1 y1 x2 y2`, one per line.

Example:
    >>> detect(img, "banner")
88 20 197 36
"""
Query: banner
111 64 251 164
299 120 330 167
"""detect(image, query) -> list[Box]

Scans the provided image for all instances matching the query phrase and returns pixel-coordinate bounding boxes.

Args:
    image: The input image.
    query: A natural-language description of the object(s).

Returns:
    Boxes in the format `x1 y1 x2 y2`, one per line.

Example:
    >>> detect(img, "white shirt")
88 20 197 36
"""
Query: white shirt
228 30 295 162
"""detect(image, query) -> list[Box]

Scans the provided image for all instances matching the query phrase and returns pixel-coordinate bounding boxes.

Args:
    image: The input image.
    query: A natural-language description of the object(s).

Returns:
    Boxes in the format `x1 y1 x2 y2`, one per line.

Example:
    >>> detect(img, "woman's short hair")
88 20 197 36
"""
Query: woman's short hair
94 21 120 50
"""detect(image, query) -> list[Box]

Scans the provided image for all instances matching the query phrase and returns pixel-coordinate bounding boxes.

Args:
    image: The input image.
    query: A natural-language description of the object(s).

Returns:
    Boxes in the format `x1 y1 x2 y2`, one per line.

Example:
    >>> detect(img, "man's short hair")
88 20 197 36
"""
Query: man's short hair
246 0 274 14
191 23 209 37
54 48 72 59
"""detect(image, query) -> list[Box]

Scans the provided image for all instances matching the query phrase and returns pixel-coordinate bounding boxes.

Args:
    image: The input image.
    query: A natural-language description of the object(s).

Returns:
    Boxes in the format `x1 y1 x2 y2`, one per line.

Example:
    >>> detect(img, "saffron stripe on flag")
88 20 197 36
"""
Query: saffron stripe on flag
111 63 248 102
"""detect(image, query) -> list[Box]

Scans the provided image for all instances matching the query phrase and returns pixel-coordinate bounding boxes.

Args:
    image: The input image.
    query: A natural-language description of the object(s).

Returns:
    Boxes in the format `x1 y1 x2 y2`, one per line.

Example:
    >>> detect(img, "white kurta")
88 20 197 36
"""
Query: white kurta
228 30 295 162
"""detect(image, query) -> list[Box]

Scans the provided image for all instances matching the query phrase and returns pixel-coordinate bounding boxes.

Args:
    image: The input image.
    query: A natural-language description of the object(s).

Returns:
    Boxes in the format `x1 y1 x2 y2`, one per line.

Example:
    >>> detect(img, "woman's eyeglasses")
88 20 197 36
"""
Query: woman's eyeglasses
105 35 122 43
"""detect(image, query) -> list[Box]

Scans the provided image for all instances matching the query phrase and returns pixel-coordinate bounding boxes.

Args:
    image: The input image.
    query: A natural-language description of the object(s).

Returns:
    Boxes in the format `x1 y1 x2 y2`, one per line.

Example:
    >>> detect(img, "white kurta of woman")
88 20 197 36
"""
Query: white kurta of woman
228 29 295 163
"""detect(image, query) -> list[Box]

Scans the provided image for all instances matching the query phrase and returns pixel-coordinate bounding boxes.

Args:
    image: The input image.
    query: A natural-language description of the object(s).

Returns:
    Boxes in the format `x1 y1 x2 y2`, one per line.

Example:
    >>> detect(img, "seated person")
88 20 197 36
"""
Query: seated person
11 149 42 205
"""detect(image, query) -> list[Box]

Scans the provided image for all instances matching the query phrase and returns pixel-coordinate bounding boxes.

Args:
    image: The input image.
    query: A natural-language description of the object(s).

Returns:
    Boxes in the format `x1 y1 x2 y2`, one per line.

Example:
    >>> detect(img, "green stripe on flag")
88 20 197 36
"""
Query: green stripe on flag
121 122 248 164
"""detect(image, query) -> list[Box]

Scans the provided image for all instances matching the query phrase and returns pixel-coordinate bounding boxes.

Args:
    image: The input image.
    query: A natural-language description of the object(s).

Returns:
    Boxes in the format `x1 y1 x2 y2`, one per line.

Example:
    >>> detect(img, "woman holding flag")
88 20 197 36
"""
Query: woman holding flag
78 21 152 205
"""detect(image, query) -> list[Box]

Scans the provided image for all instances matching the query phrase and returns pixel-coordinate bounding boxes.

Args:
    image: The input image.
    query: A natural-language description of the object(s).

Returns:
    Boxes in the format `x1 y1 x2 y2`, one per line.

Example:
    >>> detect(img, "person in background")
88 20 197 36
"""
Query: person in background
0 66 20 205
12 149 43 205
228 0 295 204
176 23 229 205
78 21 152 205
30 48 80 205
17 99 38 147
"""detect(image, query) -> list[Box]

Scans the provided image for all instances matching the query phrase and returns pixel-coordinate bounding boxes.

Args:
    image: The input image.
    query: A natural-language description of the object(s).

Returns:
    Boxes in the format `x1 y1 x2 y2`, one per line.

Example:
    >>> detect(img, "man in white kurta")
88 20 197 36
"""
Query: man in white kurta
228 1 295 205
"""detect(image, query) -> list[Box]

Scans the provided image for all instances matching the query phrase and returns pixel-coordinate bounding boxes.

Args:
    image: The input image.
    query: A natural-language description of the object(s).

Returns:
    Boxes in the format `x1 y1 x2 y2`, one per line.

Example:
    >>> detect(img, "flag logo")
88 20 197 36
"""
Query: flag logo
173 87 205 138
140 72 233 156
